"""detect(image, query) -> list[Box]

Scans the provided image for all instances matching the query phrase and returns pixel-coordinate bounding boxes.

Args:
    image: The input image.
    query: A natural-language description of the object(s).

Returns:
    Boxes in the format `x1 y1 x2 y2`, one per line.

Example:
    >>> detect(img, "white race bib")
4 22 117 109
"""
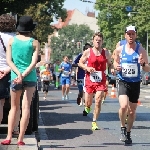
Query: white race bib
77 79 84 85
90 71 102 82
42 75 50 81
62 71 69 77
122 63 138 77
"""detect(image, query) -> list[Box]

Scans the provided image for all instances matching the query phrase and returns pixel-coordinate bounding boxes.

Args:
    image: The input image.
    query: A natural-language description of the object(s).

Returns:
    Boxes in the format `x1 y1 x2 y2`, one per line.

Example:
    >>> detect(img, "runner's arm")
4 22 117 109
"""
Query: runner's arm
139 47 150 72
113 47 122 69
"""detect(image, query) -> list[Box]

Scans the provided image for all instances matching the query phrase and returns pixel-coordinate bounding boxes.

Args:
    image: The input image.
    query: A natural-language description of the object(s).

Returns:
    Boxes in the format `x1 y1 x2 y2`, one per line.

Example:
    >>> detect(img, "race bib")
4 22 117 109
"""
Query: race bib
77 79 84 85
62 71 69 77
122 63 138 77
55 72 60 76
42 75 50 81
90 71 102 82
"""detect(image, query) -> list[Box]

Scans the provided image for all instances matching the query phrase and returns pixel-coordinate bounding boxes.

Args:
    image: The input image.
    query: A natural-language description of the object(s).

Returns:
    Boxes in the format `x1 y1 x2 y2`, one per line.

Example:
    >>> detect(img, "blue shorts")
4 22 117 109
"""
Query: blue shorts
77 79 84 92
61 77 70 85
10 81 36 91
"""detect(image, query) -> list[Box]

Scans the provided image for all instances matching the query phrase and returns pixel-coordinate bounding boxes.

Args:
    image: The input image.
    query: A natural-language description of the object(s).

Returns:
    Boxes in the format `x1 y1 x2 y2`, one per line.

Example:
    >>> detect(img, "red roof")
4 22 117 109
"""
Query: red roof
53 10 74 29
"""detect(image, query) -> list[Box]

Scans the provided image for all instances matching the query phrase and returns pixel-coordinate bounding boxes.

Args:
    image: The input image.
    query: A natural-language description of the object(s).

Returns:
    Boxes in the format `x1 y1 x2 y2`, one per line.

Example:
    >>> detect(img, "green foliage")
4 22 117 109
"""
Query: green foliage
50 24 94 62
0 0 67 43
95 0 150 51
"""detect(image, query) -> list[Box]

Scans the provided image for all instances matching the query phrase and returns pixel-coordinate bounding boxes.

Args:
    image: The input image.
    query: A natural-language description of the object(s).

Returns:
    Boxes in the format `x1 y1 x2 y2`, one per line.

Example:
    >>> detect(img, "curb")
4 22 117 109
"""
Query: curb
38 111 51 150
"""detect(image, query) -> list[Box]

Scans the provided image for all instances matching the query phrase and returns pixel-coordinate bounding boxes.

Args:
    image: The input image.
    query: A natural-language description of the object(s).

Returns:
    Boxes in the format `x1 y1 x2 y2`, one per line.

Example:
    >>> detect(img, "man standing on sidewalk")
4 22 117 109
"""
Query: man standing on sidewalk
79 32 113 130
114 25 150 145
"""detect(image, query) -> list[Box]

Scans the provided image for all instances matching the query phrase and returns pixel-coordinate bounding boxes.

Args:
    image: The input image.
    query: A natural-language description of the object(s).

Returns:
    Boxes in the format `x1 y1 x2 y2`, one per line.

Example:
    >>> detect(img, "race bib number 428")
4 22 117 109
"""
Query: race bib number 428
90 71 102 82
122 63 138 77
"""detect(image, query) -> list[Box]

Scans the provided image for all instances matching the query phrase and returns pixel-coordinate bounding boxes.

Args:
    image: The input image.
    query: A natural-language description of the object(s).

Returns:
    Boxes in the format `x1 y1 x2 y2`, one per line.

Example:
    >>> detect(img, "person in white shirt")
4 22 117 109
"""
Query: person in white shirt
0 14 20 135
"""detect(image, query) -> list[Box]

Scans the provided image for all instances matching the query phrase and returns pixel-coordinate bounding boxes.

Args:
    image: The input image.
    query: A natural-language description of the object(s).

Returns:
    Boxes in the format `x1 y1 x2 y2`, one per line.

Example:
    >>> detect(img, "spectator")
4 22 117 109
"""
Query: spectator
1 16 39 146
0 14 20 135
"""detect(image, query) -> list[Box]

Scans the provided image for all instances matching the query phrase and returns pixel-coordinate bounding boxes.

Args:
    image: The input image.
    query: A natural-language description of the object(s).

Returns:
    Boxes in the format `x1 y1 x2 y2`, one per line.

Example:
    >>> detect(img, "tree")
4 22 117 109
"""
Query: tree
50 24 94 62
94 0 150 50
23 3 67 42
0 0 67 43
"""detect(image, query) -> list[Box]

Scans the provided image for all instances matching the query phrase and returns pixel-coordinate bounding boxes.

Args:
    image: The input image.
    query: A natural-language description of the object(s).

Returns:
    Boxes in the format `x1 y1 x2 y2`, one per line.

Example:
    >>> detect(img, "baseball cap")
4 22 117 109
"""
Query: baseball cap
125 25 137 33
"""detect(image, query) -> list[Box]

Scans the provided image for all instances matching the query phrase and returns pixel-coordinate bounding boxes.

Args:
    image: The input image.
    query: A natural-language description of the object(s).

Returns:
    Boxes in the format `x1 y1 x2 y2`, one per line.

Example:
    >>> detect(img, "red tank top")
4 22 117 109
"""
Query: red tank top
85 48 107 86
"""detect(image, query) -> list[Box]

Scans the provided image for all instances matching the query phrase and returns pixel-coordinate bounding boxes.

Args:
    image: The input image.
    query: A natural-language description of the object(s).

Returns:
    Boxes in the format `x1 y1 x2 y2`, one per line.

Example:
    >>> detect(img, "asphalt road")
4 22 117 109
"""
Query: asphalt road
38 84 150 150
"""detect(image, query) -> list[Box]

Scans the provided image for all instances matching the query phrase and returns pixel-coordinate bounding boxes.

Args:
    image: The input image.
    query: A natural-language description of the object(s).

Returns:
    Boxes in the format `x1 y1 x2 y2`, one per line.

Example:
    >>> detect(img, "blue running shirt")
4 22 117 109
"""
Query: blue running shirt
59 62 72 77
118 44 141 82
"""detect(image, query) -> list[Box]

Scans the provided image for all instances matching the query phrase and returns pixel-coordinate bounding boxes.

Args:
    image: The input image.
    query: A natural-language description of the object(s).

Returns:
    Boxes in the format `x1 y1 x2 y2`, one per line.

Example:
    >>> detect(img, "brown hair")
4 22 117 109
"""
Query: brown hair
0 14 16 32
93 32 103 40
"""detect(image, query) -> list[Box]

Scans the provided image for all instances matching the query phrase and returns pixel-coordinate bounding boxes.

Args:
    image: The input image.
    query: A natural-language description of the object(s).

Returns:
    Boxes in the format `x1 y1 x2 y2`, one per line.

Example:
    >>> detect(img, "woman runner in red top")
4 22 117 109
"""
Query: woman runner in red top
79 32 113 130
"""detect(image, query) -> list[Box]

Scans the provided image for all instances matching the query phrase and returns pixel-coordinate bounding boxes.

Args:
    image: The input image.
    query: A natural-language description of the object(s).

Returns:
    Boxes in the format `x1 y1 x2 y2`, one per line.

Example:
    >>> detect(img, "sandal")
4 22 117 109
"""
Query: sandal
1 139 11 145
17 141 25 146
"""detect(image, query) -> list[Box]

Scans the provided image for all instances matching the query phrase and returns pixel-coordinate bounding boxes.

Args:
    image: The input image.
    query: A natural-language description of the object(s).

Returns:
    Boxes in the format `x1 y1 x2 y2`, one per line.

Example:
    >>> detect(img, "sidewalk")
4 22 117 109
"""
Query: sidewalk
38 87 150 150
0 133 38 150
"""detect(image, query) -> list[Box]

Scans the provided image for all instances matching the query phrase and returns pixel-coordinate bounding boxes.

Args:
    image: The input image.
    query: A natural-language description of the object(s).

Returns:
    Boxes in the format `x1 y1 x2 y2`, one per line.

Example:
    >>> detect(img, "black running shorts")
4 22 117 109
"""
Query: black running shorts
43 81 50 92
118 80 140 103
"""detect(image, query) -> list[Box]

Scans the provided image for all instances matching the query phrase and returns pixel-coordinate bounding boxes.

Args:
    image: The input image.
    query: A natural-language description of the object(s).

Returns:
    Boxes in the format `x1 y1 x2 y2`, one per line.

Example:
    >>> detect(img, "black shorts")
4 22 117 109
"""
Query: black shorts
43 81 50 92
0 73 10 100
118 80 140 103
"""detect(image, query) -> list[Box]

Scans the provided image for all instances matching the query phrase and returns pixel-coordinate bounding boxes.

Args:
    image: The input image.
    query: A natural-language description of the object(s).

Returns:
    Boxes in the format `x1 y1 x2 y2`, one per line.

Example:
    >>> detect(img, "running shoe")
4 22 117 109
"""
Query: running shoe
92 122 99 130
65 95 69 100
84 107 91 114
125 132 132 145
120 127 127 142
62 96 65 100
77 97 81 105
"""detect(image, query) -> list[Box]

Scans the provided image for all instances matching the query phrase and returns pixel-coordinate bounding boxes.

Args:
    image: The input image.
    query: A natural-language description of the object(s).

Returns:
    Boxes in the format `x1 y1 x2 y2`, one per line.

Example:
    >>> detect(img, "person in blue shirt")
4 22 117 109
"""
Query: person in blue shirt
116 38 140 48
59 56 72 100
114 25 150 145
72 43 92 106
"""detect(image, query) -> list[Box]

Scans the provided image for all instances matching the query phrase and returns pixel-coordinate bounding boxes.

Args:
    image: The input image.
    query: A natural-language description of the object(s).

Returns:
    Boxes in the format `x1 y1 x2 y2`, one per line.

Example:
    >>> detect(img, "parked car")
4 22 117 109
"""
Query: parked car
107 73 116 87
141 71 150 85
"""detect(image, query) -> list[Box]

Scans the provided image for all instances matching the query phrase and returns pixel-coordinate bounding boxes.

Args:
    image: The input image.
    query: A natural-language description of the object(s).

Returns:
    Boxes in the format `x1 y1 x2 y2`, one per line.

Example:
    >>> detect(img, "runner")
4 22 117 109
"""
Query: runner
53 60 60 89
113 25 150 145
73 43 92 106
59 56 72 100
79 32 113 130
40 63 53 100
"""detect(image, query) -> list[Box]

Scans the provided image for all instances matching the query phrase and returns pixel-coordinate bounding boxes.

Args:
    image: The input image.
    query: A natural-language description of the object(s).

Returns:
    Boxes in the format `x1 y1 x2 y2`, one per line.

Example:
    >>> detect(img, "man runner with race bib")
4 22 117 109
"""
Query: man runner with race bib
114 25 150 145
79 32 113 130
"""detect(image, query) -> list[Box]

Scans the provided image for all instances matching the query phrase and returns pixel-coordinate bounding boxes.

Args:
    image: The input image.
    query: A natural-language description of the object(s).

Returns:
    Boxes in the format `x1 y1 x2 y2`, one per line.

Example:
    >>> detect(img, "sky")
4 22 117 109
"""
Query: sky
63 0 97 16
52 0 98 23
